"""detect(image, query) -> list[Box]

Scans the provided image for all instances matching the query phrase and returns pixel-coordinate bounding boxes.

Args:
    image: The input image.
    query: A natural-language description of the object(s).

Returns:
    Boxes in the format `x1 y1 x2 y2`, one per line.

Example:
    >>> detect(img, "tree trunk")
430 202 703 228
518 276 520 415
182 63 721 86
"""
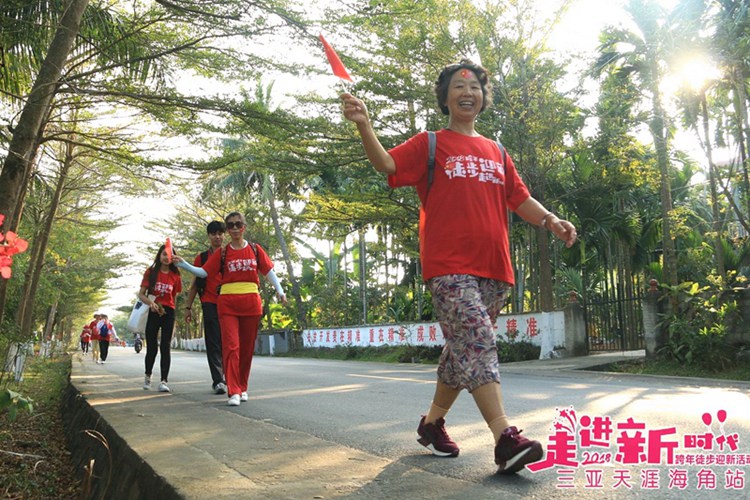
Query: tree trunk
266 185 307 329
0 0 89 227
649 77 678 289
537 226 554 311
700 92 726 277
536 176 554 311
0 0 89 328
358 226 367 323
18 136 74 339
734 66 750 219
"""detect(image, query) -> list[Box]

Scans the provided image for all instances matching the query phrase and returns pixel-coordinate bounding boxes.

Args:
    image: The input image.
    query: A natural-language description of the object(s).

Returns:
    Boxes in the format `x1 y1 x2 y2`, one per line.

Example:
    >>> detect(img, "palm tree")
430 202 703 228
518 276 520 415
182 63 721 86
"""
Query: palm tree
710 0 750 220
593 0 682 288
0 0 90 232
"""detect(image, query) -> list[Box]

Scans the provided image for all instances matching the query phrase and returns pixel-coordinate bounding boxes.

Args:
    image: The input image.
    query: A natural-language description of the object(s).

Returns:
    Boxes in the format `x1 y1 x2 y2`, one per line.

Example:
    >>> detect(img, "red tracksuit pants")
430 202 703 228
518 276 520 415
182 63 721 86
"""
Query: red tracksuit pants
219 314 261 397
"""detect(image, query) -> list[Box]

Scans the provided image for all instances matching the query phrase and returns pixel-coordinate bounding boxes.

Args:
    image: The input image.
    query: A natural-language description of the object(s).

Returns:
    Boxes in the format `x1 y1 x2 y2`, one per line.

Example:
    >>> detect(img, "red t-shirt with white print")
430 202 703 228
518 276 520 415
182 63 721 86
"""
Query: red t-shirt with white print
141 268 182 309
388 129 530 284
201 242 273 317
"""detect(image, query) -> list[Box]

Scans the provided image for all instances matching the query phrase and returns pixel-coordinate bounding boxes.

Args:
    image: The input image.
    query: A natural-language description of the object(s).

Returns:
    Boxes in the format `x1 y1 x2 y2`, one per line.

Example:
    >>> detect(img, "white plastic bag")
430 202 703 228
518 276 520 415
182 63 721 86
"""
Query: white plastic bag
127 295 153 333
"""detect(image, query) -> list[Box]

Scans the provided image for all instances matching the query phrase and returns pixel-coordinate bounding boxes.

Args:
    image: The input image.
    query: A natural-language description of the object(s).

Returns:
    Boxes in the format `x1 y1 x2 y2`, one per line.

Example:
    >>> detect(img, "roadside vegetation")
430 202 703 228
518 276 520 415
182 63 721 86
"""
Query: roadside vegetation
0 355 80 499
281 338 542 364
595 358 750 382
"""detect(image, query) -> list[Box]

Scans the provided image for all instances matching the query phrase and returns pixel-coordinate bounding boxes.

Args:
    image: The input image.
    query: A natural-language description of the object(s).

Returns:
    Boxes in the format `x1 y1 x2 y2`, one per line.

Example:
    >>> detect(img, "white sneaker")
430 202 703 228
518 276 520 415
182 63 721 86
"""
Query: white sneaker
158 381 170 392
227 394 240 406
143 375 151 390
240 391 248 402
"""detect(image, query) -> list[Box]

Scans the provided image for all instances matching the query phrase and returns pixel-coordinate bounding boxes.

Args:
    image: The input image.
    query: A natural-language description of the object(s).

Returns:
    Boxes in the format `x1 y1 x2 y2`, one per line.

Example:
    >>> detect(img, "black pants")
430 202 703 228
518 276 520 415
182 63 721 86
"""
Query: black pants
144 306 175 382
100 340 110 361
202 302 225 386
81 341 89 353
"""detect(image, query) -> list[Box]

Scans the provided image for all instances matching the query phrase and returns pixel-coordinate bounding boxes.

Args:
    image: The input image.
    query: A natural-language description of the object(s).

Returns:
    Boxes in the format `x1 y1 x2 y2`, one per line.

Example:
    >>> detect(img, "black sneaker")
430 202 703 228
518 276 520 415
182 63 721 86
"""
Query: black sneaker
417 416 460 457
495 426 543 474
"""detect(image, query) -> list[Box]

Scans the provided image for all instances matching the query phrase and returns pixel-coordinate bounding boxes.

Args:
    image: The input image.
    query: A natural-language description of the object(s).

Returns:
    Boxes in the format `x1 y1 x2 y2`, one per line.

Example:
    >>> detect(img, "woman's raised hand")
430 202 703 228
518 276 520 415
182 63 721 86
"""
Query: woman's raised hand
341 93 370 125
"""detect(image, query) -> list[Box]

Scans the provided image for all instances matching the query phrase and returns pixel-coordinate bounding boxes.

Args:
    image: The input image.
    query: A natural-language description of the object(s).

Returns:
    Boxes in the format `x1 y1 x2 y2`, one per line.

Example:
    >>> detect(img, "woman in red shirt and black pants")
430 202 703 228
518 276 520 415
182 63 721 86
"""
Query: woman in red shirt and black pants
138 244 182 393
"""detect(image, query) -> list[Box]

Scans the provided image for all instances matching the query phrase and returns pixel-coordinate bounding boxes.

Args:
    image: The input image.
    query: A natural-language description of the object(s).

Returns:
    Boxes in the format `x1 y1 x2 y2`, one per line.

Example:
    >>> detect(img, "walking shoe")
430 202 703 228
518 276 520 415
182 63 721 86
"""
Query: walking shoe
227 394 241 406
158 381 170 393
143 375 151 390
213 382 227 395
240 391 248 402
495 426 543 474
417 416 460 457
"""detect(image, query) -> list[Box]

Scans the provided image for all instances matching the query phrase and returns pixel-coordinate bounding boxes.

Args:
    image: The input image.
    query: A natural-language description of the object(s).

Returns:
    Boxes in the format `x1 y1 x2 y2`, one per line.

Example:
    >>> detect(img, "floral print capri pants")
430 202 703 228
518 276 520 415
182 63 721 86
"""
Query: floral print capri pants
428 274 511 392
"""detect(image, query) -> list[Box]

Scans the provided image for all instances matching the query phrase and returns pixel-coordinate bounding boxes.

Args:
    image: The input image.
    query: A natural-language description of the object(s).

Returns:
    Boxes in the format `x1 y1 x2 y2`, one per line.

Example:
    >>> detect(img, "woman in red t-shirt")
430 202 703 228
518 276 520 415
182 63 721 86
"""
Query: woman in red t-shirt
138 244 182 393
176 212 287 407
341 60 577 474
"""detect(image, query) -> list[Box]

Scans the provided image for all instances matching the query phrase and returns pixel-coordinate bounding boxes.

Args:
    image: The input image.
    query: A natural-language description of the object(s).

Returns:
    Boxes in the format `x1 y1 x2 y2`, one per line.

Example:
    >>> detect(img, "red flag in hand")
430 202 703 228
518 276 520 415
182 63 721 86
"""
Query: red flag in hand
165 237 173 263
319 34 352 81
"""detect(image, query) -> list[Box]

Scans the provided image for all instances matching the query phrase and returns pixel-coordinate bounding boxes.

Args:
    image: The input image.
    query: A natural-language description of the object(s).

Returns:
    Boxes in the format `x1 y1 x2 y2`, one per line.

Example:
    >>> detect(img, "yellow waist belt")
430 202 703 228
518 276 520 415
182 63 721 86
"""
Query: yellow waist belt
220 282 259 295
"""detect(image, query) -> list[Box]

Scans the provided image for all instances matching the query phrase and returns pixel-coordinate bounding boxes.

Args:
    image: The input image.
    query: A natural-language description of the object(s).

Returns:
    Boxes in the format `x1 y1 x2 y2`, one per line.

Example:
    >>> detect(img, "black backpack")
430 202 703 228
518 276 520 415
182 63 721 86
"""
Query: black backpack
195 250 210 296
425 131 508 206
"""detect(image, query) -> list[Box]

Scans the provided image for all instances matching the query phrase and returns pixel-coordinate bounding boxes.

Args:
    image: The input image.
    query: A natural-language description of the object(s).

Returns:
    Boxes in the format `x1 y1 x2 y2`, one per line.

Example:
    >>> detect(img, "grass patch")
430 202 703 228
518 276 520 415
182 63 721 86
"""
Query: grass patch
590 358 750 382
0 354 81 499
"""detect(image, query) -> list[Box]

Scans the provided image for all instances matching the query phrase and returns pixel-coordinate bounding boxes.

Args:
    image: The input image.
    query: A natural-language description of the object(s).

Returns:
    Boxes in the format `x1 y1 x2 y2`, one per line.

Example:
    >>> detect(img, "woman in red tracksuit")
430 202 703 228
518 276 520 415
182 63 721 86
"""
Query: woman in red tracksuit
177 212 287 406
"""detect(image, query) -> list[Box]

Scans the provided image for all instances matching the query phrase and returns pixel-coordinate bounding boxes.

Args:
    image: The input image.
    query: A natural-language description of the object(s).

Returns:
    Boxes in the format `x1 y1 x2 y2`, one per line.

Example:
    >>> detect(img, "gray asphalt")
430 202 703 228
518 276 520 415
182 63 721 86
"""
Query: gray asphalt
70 346 750 499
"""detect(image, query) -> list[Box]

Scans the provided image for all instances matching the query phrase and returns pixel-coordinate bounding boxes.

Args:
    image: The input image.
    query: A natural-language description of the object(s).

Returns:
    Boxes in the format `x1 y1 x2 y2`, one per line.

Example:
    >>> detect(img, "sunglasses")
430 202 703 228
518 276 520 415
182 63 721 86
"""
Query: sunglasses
225 221 245 230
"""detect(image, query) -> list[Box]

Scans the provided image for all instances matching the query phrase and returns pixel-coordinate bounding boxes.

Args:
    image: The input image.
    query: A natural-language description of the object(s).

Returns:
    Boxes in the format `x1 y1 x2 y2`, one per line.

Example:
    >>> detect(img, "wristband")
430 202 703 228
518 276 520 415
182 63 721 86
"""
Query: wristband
540 212 556 228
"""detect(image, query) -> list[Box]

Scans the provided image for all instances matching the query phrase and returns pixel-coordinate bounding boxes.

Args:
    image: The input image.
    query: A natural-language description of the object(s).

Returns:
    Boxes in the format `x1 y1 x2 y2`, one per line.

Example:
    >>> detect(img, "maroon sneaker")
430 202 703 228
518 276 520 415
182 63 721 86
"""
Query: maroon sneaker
417 416 460 457
495 426 543 474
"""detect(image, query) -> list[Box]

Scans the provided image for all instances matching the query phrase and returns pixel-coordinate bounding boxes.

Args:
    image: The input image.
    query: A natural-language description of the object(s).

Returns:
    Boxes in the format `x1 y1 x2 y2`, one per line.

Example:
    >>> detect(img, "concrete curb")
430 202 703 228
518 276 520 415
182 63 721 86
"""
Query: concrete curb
62 374 182 499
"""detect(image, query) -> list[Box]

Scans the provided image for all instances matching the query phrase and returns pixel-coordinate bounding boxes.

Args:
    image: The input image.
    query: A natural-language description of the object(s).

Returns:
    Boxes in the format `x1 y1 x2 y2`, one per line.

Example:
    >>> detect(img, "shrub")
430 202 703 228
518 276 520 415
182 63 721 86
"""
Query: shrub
286 340 541 365
658 282 740 372
497 339 540 363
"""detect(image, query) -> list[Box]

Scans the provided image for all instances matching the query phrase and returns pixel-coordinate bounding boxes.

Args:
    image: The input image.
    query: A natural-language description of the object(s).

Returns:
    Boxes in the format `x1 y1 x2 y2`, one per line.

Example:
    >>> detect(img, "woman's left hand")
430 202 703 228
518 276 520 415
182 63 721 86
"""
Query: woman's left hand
277 293 288 305
548 217 577 247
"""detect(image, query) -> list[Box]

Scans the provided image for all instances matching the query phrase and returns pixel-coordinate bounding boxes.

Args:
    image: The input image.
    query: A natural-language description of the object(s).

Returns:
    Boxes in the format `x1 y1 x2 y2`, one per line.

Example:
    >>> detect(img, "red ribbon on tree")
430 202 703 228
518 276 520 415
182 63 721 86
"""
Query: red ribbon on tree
319 34 352 81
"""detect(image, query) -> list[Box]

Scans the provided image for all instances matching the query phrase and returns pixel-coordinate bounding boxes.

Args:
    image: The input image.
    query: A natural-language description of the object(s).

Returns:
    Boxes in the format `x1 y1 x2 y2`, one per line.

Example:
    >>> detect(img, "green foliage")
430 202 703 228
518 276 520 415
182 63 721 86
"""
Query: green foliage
496 330 541 363
658 282 740 372
284 339 539 364
598 358 750 382
0 388 33 421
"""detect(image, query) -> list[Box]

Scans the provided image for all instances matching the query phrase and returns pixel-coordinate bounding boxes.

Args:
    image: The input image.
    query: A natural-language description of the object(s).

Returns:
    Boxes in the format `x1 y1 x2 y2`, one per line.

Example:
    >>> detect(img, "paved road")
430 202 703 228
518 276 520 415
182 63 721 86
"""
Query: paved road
73 346 750 499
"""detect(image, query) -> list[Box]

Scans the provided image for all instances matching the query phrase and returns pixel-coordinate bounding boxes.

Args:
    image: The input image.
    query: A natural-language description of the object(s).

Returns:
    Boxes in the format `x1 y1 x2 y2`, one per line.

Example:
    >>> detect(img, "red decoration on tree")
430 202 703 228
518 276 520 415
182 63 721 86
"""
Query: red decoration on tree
319 34 352 81
0 214 29 279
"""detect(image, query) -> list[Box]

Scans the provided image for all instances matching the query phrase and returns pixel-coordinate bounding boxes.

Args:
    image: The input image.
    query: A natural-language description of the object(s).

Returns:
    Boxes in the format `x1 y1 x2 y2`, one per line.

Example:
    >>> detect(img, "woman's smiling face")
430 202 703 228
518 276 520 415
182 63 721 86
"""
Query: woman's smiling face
446 69 483 119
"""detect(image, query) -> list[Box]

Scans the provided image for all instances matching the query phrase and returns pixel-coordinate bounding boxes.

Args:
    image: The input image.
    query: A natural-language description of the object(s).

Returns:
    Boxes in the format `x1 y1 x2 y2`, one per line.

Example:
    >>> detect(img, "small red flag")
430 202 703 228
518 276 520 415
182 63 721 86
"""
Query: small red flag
319 34 352 81
165 237 173 263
